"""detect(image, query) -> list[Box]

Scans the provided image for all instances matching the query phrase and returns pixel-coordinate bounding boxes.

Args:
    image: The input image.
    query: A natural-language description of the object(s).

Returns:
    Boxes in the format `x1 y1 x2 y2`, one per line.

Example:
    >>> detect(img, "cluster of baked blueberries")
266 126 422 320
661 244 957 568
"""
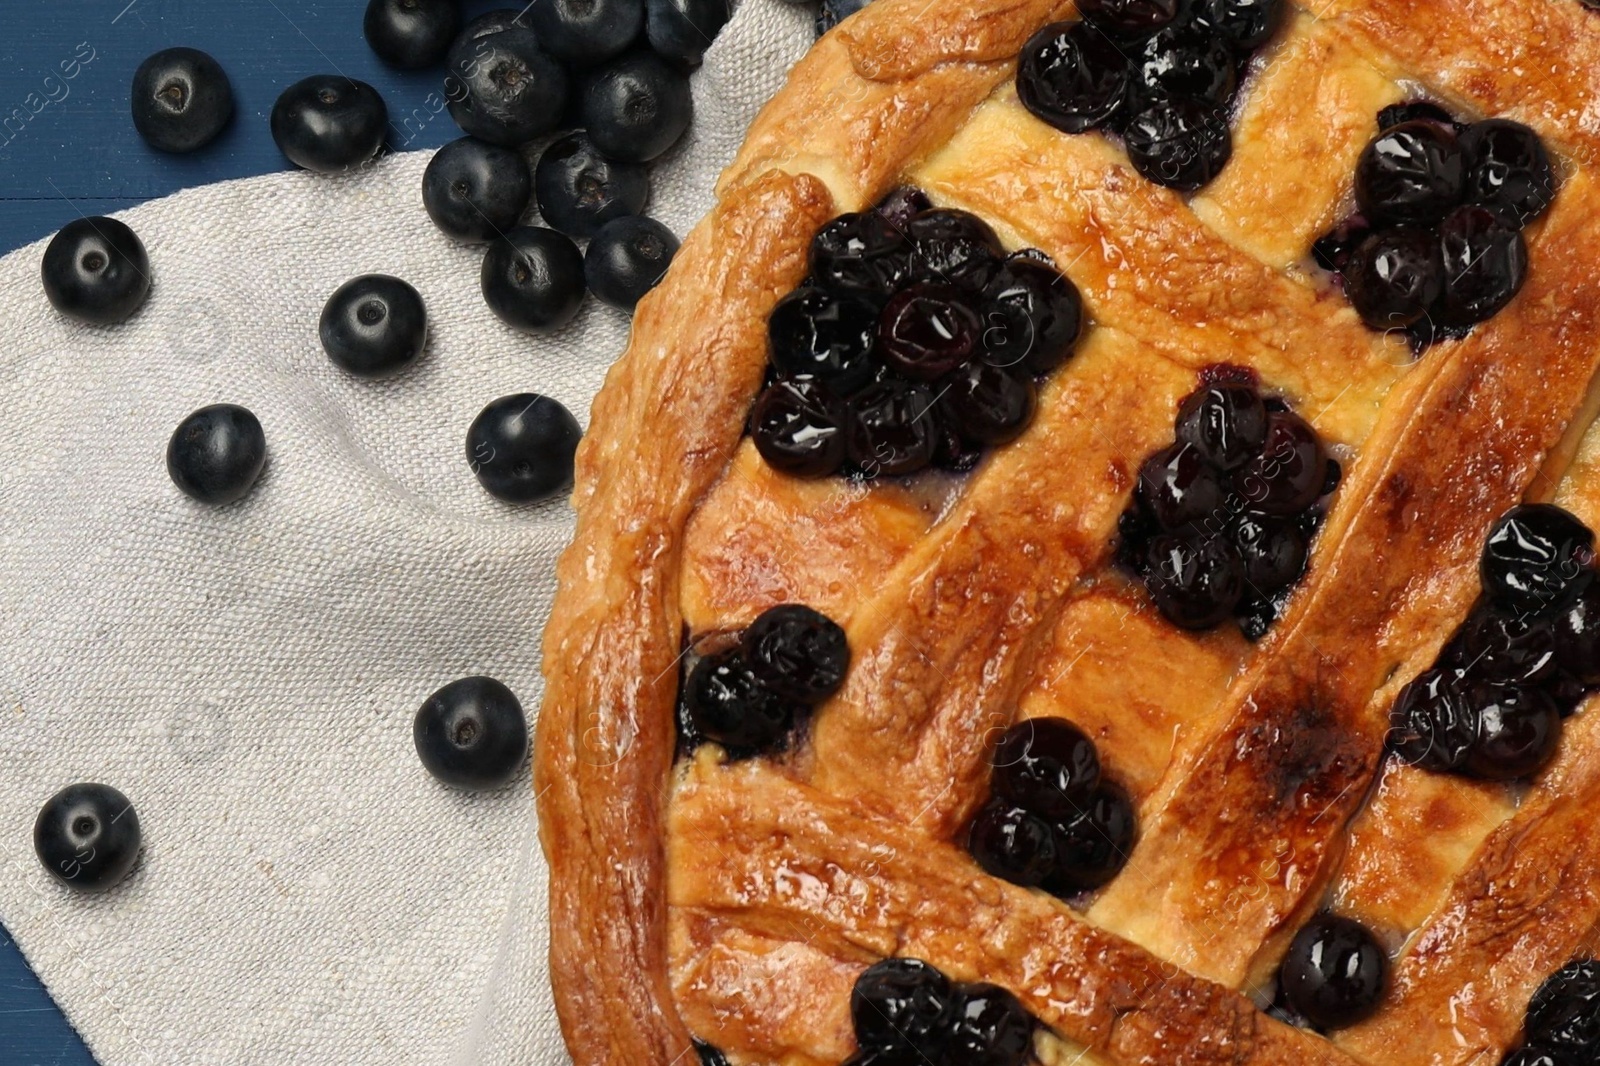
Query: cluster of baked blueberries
1389 504 1599 782
1499 959 1600 1065
1017 0 1286 191
679 605 851 757
1117 369 1338 639
967 718 1134 900
1314 103 1556 350
846 958 1035 1066
1272 912 1388 1032
750 187 1085 480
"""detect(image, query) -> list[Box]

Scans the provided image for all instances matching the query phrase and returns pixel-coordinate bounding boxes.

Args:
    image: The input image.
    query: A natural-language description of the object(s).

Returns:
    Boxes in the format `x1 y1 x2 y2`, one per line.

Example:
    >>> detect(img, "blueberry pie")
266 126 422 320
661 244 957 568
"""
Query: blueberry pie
535 1 1600 1063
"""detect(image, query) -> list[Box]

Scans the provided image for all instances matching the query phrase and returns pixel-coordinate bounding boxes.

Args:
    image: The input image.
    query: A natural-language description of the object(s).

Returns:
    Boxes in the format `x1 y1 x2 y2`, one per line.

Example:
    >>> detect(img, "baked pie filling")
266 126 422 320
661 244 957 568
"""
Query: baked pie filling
535 1 1600 1065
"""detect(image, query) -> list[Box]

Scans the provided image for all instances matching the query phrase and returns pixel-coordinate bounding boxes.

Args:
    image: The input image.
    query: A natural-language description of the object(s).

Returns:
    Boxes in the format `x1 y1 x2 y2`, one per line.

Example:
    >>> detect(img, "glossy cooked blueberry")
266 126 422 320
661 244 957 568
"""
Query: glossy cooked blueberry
991 717 1101 821
319 274 428 378
466 392 582 503
364 0 462 69
1456 605 1560 686
749 379 847 478
768 287 879 395
1436 204 1528 326
693 1040 731 1066
1044 783 1136 895
873 185 933 229
34 783 141 892
1278 914 1387 1030
535 132 649 239
906 209 1003 289
1017 22 1131 135
1526 959 1600 1055
585 215 679 311
1076 0 1182 37
1389 667 1477 772
40 216 151 325
1233 511 1309 593
980 256 1084 375
446 21 567 145
1138 441 1230 530
413 676 529 789
1463 682 1561 780
743 604 850 704
423 136 532 244
942 983 1035 1066
131 47 234 153
877 282 981 380
846 379 941 477
647 0 732 64
1235 410 1328 516
270 75 388 173
167 404 267 506
968 799 1059 887
1376 100 1456 133
939 360 1038 447
480 226 587 334
527 0 644 67
1176 383 1268 471
1552 580 1600 685
684 650 797 752
1354 120 1465 226
1498 1047 1568 1066
1480 504 1596 615
1122 97 1233 191
1130 23 1238 108
578 50 693 162
851 958 953 1058
810 212 915 300
1235 591 1288 642
1311 216 1372 274
1144 533 1245 629
1460 119 1556 228
1197 0 1286 51
1341 226 1443 330
816 0 871 35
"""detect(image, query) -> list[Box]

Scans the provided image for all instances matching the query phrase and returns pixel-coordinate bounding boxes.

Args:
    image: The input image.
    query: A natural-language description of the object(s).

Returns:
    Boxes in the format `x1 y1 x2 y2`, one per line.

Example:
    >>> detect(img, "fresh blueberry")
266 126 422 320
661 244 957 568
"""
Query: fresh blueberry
742 604 850 704
364 0 462 69
938 359 1038 447
1355 120 1465 226
979 256 1084 375
578 50 692 162
749 378 848 478
1137 441 1230 530
1480 504 1596 615
1197 0 1285 51
684 649 797 752
1460 119 1556 228
319 274 428 379
1436 204 1527 326
991 717 1101 822
851 958 953 1059
271 75 387 173
767 287 879 396
1144 532 1245 629
1077 0 1182 37
40 216 151 325
480 226 587 334
413 676 528 789
1552 580 1600 685
585 215 679 311
445 20 567 145
466 393 582 503
845 379 941 477
1526 959 1600 1056
877 282 981 381
535 132 649 239
1176 382 1268 471
647 0 732 65
816 0 871 35
34 783 141 893
1234 410 1328 516
167 404 267 506
1342 226 1443 330
1121 98 1233 191
422 136 532 244
1044 783 1136 895
130 47 234 153
1278 914 1387 1030
1233 511 1309 593
1389 667 1477 772
968 799 1059 887
527 0 644 67
942 983 1035 1066
1129 22 1238 108
1016 22 1132 135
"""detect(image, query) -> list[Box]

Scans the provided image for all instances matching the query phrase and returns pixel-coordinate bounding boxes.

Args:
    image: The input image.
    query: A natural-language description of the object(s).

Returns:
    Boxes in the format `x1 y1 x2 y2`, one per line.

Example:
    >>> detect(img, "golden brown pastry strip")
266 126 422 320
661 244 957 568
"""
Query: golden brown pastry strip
836 0 1076 82
536 170 835 1065
668 757 1364 1066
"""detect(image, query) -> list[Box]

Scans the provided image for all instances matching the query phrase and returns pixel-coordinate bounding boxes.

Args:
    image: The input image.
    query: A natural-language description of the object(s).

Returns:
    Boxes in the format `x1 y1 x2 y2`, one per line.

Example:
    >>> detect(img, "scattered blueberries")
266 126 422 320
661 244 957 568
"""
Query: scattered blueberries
646 0 733 65
1318 105 1555 347
480 226 587 334
167 404 268 506
130 47 234 154
319 274 428 378
1390 504 1598 781
271 75 389 173
466 392 582 504
678 603 849 757
529 0 645 67
445 14 568 146
34 783 142 893
364 0 463 70
422 136 533 244
816 0 871 36
584 215 680 310
40 216 151 326
535 133 650 240
1276 913 1388 1031
578 50 694 163
850 958 1035 1066
413 676 529 790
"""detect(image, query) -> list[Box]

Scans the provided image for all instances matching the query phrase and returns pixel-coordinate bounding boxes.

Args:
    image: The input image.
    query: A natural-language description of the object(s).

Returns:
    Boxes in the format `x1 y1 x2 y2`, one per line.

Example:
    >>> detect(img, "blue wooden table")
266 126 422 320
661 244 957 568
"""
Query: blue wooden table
0 1 513 1060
